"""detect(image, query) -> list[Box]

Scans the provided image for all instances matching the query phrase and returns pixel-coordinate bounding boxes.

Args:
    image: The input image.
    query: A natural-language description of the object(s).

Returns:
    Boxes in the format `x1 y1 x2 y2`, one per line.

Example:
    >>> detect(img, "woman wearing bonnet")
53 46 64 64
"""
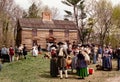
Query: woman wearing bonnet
50 47 59 77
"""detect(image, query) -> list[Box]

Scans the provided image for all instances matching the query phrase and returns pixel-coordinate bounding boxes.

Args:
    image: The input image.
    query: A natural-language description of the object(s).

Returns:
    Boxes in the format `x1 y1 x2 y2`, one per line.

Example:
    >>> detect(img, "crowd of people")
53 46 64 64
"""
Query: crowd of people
0 44 28 63
48 41 120 79
0 41 120 79
0 43 43 63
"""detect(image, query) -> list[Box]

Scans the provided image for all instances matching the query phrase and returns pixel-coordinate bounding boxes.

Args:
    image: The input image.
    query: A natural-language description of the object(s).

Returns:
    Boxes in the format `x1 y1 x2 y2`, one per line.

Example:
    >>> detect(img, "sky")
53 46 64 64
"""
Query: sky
14 0 120 19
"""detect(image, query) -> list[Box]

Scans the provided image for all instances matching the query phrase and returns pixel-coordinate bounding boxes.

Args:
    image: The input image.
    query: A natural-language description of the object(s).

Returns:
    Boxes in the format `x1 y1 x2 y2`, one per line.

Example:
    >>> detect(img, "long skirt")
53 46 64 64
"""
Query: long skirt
50 58 58 77
77 67 88 78
32 50 38 56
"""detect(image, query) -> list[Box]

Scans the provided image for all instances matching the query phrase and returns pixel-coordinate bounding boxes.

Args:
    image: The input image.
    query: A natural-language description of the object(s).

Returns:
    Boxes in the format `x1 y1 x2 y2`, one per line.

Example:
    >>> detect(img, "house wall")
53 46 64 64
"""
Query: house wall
21 28 78 49
69 30 78 43
21 30 32 49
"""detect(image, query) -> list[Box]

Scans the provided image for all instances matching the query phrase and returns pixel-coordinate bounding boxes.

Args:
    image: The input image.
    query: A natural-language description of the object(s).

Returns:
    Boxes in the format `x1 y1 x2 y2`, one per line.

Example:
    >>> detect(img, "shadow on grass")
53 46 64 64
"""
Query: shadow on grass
40 70 53 79
40 70 80 80
40 73 52 78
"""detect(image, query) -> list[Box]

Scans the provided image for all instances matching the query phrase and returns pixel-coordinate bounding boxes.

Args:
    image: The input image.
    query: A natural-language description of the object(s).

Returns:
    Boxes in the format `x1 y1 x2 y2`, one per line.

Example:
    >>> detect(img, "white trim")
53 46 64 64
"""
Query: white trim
22 27 77 32
69 30 77 32
22 28 32 30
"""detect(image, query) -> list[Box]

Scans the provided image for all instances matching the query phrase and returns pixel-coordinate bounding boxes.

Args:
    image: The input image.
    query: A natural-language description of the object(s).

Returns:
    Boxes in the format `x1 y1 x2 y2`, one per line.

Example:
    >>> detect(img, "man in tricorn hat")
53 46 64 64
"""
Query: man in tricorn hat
57 41 68 79
57 42 64 45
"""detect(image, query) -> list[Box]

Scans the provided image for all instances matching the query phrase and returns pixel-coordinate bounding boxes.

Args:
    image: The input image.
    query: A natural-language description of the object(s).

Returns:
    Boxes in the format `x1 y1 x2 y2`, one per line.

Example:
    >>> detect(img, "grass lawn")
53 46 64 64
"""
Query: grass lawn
0 53 120 82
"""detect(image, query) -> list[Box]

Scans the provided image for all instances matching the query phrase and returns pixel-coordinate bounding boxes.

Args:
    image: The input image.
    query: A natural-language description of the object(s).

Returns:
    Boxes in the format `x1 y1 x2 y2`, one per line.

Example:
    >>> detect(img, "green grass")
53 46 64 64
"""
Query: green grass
0 54 120 82
0 54 51 82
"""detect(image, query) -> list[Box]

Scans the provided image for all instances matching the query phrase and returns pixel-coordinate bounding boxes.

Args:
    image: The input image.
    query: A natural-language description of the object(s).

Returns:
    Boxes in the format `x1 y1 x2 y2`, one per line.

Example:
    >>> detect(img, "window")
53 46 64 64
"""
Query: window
49 29 53 37
65 29 69 37
32 29 37 36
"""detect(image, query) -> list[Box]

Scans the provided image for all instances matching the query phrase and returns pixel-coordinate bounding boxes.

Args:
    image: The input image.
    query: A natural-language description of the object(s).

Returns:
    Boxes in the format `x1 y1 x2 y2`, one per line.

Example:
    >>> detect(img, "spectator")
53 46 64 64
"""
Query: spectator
23 44 28 59
1 45 9 63
15 46 19 61
18 44 23 60
9 45 14 62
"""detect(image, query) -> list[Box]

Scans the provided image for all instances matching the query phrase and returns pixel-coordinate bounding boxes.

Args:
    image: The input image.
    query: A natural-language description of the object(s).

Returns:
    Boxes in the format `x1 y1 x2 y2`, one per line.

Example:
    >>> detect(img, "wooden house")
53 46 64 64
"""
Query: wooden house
15 12 78 49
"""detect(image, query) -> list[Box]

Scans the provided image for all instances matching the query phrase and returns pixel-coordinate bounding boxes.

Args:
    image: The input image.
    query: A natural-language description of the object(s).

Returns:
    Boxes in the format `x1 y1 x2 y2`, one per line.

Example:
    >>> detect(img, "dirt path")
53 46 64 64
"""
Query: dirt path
106 76 120 82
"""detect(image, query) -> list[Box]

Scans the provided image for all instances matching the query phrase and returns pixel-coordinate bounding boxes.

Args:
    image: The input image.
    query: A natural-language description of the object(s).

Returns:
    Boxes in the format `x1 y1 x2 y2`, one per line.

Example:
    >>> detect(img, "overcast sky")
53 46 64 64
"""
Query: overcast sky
14 0 120 19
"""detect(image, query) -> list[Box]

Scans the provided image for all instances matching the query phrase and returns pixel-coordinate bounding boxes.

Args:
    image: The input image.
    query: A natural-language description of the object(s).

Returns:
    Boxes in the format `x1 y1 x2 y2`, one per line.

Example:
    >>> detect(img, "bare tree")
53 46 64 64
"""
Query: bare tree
0 0 23 47
50 7 60 20
95 0 113 46
85 0 113 46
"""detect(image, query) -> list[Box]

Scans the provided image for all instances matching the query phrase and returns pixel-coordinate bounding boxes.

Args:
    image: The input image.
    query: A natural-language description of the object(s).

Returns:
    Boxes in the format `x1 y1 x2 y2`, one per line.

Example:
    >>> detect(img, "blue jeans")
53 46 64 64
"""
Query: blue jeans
93 54 97 64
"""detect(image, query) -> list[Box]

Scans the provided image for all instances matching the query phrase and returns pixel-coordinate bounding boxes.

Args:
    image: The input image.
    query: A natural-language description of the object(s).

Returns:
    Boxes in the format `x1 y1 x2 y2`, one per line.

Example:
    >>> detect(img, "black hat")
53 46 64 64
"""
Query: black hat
57 42 64 45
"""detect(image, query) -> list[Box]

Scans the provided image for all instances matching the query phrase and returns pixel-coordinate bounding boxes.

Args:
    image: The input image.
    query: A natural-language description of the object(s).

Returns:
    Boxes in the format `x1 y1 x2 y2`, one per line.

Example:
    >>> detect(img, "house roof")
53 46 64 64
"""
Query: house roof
18 18 77 30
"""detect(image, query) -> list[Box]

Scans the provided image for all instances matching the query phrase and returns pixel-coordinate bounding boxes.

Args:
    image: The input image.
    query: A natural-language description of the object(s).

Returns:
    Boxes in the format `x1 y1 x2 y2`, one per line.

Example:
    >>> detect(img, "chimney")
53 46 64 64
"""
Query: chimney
42 12 52 21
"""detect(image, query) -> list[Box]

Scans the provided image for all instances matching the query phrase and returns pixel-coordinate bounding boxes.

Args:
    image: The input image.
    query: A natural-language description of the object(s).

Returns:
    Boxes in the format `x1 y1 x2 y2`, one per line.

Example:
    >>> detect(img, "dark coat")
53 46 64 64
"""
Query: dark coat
50 57 58 77
23 46 27 55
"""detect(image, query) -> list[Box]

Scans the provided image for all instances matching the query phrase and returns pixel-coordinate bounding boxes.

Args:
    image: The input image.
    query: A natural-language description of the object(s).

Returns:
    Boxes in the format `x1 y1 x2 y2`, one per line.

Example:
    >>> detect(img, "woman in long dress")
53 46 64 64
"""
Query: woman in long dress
76 51 88 79
50 47 58 77
32 45 38 57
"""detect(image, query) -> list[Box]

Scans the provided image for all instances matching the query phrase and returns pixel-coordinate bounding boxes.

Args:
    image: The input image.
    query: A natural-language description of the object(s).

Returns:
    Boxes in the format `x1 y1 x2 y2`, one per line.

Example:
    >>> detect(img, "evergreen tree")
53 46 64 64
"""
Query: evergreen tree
28 3 39 18
62 0 87 44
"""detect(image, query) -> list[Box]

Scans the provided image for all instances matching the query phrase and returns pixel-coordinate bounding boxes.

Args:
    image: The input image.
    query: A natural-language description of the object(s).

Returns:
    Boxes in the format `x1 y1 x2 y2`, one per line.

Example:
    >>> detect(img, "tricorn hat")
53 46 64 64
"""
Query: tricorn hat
57 42 64 45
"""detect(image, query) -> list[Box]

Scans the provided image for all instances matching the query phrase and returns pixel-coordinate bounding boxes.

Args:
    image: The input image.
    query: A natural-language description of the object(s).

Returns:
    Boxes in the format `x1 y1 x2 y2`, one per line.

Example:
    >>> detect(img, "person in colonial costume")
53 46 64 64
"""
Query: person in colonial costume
50 47 58 77
57 42 68 79
76 50 89 79
32 45 38 57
